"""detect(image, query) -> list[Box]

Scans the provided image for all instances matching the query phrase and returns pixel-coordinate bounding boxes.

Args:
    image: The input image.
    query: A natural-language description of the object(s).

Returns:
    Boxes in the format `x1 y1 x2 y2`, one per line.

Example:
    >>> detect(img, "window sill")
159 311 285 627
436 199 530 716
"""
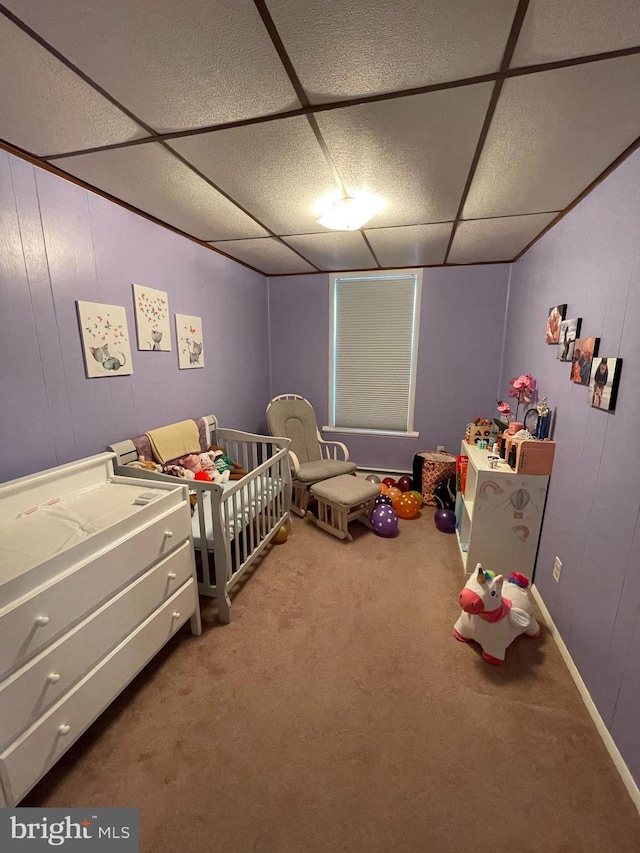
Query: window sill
322 427 419 440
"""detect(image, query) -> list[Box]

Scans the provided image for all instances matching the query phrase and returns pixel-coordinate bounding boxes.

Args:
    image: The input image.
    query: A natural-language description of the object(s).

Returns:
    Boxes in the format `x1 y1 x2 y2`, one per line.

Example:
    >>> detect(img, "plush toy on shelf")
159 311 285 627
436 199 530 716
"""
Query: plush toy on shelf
454 564 540 665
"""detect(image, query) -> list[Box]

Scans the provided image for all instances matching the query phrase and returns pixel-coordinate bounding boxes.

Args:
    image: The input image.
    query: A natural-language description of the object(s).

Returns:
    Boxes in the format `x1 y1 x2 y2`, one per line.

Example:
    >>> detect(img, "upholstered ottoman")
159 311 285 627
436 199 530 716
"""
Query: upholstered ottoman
309 474 379 541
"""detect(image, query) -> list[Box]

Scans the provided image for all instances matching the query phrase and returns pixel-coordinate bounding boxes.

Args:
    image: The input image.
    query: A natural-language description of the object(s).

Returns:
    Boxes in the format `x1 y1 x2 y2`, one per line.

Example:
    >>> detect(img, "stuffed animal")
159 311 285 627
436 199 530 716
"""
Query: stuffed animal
454 564 540 665
126 454 162 472
178 454 204 475
208 444 248 480
178 453 229 485
162 464 195 480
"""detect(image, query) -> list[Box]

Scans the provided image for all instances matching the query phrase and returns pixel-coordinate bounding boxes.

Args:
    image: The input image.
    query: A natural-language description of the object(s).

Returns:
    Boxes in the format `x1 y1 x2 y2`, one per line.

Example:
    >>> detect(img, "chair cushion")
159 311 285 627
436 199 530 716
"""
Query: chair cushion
310 474 379 506
296 459 356 483
266 397 321 464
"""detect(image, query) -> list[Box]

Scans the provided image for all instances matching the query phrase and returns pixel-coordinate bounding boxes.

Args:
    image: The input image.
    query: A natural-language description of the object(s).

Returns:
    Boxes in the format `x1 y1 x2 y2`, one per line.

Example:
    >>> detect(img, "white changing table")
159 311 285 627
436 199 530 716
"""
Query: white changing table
0 452 201 806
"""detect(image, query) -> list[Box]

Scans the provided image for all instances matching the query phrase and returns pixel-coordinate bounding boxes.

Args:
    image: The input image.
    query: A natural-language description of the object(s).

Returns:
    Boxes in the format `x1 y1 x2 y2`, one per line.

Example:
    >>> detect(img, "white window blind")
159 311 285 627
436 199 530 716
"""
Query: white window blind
329 270 422 434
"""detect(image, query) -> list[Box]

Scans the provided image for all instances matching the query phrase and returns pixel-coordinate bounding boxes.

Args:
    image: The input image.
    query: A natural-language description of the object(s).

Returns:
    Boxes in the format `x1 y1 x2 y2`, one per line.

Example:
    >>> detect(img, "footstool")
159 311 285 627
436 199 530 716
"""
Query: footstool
309 474 379 541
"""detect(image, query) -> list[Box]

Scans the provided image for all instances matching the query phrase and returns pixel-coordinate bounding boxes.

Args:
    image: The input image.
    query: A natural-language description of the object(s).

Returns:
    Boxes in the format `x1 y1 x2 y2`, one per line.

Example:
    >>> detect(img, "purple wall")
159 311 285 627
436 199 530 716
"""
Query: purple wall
503 149 640 784
0 150 269 482
267 266 510 471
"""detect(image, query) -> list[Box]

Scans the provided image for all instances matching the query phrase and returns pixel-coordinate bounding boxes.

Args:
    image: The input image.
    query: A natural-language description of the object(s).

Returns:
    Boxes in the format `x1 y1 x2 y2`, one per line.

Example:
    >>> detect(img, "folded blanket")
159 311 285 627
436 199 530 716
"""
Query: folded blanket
146 420 200 464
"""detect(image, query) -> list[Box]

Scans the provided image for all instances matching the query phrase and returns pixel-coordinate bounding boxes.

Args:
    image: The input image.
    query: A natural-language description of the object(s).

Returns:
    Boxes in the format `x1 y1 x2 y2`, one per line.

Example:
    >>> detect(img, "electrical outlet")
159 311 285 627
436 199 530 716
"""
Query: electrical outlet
553 556 562 582
437 445 445 452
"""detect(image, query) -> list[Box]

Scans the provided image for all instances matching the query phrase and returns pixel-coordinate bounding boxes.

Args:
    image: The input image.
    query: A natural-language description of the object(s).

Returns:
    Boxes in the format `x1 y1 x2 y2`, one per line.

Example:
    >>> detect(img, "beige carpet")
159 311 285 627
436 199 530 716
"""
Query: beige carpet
24 511 640 852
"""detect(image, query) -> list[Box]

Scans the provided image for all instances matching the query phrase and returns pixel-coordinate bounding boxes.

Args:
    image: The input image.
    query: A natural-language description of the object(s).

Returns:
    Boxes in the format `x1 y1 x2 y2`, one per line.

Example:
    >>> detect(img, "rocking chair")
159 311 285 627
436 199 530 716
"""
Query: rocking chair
266 394 356 517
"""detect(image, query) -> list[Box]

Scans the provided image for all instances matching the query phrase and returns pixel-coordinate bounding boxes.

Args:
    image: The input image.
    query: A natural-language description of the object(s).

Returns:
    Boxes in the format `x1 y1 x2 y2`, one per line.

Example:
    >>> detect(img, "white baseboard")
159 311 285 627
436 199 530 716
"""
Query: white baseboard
531 584 640 817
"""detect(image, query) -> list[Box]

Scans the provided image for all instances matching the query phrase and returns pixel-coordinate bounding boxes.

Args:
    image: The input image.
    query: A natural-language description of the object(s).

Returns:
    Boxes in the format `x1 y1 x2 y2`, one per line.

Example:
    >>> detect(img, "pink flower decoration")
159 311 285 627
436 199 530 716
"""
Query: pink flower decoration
498 375 536 422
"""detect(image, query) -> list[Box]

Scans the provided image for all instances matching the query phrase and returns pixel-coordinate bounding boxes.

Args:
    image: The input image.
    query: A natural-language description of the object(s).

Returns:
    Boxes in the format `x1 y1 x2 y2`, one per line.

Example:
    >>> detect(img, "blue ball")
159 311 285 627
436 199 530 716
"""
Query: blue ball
370 504 399 537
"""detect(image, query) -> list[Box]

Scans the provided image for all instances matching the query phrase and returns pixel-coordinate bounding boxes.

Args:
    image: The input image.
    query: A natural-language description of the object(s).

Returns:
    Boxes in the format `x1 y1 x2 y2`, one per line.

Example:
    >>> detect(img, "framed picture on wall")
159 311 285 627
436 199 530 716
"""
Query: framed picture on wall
570 337 600 386
175 313 204 369
545 304 567 344
590 357 622 411
77 301 133 377
133 284 171 351
557 317 581 361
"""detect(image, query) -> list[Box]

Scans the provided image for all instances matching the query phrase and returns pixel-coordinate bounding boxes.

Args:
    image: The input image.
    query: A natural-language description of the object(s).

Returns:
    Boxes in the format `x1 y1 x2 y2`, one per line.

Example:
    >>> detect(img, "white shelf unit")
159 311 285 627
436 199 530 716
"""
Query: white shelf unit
455 441 549 580
0 453 201 806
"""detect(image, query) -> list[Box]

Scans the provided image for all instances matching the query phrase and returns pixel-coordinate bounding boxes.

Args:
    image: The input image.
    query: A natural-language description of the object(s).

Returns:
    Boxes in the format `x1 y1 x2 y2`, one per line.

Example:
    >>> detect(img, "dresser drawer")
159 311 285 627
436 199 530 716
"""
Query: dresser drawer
0 580 196 806
0 542 194 750
0 503 191 680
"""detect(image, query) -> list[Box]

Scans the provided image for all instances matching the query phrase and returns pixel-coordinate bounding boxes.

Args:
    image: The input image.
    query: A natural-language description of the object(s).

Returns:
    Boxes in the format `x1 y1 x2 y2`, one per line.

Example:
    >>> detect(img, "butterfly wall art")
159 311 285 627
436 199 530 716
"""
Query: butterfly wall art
175 313 204 369
133 284 171 351
77 301 133 378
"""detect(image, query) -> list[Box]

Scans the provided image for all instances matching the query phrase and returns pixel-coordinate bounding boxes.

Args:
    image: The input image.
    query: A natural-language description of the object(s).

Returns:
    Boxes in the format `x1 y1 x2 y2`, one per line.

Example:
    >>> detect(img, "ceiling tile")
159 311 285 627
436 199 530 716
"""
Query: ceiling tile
0 14 145 156
267 0 518 103
210 238 316 275
316 84 494 228
464 55 640 219
448 213 558 264
513 0 640 67
284 232 376 271
169 117 337 235
365 223 453 267
3 0 300 134
50 144 268 241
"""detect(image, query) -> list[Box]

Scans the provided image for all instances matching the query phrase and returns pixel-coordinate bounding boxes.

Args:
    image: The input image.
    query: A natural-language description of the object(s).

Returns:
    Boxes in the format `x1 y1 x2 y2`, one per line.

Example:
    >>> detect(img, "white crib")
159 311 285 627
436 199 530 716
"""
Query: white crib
108 415 292 623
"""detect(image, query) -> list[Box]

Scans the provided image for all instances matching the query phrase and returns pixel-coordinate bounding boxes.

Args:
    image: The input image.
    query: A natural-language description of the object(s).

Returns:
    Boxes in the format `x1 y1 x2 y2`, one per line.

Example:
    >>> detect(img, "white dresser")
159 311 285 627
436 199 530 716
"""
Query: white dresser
0 453 201 806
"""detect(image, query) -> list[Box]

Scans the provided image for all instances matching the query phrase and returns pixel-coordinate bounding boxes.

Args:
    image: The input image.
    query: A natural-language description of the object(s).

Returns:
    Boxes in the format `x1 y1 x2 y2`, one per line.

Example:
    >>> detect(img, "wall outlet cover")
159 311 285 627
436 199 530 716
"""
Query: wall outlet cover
553 556 562 582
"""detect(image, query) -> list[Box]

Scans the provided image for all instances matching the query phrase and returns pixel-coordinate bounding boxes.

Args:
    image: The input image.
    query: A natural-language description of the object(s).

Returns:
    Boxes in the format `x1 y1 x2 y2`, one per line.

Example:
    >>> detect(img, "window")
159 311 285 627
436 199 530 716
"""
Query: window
328 269 422 436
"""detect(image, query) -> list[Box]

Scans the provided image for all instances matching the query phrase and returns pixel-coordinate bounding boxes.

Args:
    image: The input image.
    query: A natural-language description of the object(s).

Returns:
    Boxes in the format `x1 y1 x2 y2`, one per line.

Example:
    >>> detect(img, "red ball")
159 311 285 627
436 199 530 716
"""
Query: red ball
397 476 413 492
382 477 397 488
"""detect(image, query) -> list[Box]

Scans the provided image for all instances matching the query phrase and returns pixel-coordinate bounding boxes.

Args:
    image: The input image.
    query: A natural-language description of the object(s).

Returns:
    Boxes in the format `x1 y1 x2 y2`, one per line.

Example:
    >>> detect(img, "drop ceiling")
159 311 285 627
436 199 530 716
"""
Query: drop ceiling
1 0 640 276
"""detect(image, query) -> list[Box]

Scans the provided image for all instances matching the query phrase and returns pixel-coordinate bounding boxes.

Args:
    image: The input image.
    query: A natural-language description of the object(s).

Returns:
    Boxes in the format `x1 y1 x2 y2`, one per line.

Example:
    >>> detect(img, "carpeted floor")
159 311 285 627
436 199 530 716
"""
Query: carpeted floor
24 511 640 852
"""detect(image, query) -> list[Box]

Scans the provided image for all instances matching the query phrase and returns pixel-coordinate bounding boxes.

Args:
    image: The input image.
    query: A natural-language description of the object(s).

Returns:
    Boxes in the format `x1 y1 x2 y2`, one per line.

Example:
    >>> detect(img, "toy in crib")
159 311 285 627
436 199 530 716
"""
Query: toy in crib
125 455 162 472
178 453 229 484
207 445 248 480
454 564 540 665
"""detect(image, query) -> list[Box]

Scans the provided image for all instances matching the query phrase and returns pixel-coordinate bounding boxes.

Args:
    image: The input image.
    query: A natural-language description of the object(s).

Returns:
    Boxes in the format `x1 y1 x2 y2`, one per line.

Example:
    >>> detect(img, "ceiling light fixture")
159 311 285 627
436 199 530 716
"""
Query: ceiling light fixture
316 192 385 231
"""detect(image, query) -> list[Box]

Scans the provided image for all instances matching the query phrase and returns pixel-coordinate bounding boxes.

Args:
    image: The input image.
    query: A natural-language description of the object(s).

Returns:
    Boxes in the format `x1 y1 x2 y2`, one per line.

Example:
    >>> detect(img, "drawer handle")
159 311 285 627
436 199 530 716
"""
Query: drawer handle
164 530 174 539
34 615 50 627
167 572 177 580
58 724 71 736
172 611 181 620
47 673 61 685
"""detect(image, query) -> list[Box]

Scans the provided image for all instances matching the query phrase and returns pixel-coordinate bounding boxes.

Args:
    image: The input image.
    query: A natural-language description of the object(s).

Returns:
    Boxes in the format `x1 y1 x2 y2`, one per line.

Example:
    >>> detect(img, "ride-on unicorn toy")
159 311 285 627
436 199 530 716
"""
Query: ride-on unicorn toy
454 564 540 665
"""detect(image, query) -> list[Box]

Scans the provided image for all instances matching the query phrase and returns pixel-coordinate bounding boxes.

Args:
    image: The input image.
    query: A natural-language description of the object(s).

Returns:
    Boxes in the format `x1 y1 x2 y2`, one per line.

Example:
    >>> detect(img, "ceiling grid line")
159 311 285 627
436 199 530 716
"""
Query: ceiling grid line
360 232 381 269
0 137 267 276
161 142 321 270
513 131 640 261
443 0 530 264
36 46 640 164
0 2 159 140
252 0 351 198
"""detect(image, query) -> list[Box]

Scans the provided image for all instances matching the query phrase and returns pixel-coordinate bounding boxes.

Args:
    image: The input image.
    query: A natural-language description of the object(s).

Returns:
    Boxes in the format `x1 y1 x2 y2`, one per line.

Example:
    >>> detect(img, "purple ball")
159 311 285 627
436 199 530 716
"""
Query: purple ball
370 504 399 537
434 508 456 533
